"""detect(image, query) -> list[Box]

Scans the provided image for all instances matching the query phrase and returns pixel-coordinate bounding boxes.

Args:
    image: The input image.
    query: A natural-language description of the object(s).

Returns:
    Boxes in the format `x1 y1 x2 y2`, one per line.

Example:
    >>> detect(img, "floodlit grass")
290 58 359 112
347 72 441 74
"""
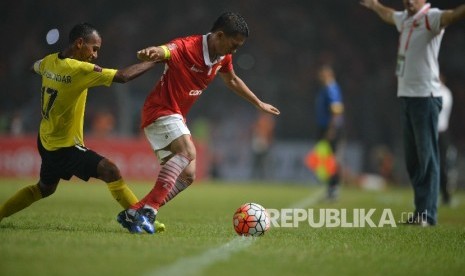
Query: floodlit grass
0 178 464 276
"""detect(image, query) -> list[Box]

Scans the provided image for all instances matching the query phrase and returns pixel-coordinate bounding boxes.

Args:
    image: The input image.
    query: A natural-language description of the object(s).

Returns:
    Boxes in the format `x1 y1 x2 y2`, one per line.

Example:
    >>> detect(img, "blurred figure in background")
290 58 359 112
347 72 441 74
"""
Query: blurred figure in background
438 74 453 205
251 112 276 179
10 111 24 136
91 110 116 138
361 0 465 225
315 65 344 200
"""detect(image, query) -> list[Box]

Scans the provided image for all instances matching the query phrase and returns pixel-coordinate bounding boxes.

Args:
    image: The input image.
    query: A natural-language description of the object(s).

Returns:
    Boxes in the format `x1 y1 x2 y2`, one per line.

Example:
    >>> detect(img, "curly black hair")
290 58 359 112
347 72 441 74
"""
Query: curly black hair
210 12 249 37
68 22 100 44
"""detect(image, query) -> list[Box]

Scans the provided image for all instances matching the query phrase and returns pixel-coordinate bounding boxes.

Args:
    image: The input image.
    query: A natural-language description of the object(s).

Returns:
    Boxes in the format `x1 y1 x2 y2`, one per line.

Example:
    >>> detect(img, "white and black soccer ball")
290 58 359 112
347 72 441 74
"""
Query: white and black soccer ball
233 202 270 236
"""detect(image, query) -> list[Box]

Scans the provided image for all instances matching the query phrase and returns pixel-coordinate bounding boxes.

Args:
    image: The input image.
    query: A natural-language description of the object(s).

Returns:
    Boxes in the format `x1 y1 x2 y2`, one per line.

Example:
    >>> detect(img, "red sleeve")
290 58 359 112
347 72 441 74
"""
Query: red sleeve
165 38 183 63
220 54 233 73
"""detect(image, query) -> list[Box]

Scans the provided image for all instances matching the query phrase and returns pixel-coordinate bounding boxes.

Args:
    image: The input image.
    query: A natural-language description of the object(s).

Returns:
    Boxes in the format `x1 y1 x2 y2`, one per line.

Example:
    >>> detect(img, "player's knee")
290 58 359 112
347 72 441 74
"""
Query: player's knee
184 172 196 183
182 167 196 183
182 151 196 162
172 137 196 162
38 181 57 198
97 158 122 183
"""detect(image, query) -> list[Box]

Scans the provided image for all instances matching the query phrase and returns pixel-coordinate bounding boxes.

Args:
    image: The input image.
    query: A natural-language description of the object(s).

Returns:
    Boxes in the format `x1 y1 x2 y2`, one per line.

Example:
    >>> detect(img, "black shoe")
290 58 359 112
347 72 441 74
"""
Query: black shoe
116 209 143 233
136 208 161 234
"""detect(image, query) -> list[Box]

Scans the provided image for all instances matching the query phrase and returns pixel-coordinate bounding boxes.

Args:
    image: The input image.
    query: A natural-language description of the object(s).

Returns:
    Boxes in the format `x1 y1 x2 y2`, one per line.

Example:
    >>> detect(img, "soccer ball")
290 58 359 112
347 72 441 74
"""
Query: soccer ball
233 202 270 236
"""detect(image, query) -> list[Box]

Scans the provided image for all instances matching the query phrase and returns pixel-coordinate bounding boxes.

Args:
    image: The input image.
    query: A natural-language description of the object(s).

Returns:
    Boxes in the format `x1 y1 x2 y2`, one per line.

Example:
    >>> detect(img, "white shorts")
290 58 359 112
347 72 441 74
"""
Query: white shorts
144 114 191 162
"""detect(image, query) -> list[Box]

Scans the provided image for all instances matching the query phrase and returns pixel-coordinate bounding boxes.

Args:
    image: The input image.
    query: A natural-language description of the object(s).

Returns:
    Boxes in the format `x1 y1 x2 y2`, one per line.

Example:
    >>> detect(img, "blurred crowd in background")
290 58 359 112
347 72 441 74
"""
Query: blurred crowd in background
1 0 464 187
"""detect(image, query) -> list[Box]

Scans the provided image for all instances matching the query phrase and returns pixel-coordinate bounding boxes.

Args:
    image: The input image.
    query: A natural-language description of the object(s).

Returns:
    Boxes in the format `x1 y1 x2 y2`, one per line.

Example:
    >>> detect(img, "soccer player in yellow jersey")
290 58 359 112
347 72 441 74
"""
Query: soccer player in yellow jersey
0 22 160 233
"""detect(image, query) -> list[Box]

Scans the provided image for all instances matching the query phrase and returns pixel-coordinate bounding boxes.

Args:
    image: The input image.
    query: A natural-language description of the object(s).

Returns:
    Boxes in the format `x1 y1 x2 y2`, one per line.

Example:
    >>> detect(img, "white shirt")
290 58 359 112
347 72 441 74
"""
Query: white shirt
438 83 453 132
393 6 445 97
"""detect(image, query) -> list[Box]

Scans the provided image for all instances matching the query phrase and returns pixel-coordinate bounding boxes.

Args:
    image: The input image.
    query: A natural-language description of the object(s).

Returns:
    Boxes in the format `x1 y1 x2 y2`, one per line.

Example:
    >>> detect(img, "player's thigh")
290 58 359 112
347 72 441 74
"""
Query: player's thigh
37 137 102 185
38 138 67 188
39 157 62 189
144 115 196 162
96 158 121 182
67 146 104 181
144 114 191 153
169 134 196 160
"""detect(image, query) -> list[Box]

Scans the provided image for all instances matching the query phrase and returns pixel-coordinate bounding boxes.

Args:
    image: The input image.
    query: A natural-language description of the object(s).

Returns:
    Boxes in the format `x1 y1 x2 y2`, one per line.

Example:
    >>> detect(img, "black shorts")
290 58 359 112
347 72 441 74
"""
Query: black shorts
37 136 104 185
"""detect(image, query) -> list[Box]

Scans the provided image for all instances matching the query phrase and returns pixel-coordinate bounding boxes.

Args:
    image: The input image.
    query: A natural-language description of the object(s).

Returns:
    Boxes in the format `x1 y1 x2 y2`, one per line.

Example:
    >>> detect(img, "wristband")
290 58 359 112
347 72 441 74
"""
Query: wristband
160 45 171 59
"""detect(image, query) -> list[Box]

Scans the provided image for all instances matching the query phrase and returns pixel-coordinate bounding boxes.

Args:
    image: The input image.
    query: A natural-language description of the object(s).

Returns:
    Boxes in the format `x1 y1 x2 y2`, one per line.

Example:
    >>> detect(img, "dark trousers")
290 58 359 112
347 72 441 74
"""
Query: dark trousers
400 97 442 225
317 127 342 189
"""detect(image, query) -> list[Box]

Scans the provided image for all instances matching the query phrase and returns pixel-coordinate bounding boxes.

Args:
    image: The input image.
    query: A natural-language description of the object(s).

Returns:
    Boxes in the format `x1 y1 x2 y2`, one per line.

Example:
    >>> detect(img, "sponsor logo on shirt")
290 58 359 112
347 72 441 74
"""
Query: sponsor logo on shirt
189 90 203 96
190 65 204 73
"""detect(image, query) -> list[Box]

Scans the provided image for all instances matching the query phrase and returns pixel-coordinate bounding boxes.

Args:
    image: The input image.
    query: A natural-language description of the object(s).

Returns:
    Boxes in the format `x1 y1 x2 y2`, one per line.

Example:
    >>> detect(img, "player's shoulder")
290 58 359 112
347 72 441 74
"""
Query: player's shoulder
42 52 90 69
166 35 202 56
428 7 442 13
180 34 202 42
427 7 443 17
61 57 95 72
171 34 202 46
393 10 407 21
40 52 59 62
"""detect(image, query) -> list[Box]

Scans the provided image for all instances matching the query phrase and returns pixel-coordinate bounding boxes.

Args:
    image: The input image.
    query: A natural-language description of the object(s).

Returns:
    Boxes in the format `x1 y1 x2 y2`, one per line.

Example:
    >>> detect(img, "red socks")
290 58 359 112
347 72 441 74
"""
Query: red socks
161 176 192 207
131 154 190 210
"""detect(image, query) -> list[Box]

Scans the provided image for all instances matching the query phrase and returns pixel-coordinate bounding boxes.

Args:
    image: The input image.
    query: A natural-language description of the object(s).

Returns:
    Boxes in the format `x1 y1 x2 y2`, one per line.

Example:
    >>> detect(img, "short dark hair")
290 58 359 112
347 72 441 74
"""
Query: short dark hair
68 23 99 44
210 12 249 37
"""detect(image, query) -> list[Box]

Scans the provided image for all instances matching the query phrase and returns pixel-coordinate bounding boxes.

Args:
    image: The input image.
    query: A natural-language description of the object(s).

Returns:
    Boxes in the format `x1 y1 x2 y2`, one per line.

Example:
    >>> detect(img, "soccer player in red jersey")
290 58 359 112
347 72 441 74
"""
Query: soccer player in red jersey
117 12 280 233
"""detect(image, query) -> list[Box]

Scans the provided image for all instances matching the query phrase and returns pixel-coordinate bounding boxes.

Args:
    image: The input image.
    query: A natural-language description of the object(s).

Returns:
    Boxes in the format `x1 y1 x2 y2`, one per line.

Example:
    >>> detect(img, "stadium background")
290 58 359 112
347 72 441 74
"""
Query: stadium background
0 0 464 186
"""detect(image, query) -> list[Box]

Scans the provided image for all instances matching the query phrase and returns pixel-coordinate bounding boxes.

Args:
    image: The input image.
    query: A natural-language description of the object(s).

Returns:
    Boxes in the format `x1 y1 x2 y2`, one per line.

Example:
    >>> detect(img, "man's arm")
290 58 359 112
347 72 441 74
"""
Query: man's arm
219 70 280 115
360 0 396 25
113 61 157 83
441 4 465 28
136 46 170 63
325 104 344 141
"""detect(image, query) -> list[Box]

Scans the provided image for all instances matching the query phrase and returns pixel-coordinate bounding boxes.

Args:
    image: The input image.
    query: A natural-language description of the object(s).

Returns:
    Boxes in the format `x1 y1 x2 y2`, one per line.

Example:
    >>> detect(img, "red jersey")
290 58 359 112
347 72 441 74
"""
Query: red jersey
141 34 233 128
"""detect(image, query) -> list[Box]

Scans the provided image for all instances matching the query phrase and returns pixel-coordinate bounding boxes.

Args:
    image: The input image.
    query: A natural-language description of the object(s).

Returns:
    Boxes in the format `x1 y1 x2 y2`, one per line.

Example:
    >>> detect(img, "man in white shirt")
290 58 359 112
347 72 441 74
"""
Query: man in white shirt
360 0 465 226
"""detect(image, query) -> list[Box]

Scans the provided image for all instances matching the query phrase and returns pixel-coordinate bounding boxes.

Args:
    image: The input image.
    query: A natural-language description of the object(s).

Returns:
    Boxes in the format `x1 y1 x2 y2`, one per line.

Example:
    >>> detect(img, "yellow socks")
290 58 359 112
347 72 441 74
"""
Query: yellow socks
107 179 138 209
0 184 43 222
0 180 138 223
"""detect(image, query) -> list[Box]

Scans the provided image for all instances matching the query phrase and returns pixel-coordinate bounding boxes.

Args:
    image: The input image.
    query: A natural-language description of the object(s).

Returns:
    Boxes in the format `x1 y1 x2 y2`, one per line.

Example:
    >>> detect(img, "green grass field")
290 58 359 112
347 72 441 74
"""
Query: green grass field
1 178 464 276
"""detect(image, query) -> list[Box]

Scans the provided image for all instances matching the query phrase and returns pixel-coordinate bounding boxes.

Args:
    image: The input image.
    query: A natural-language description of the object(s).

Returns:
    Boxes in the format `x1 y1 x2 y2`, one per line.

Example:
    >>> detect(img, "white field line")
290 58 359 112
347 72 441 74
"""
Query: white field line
144 236 255 276
287 187 326 209
143 187 325 276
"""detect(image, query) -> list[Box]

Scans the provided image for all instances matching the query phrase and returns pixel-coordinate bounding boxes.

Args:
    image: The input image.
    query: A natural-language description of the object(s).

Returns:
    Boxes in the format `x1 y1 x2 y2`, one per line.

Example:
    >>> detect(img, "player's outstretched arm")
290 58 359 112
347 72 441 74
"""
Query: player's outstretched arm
219 70 280 116
136 46 169 63
441 4 465 28
360 0 395 25
113 61 157 83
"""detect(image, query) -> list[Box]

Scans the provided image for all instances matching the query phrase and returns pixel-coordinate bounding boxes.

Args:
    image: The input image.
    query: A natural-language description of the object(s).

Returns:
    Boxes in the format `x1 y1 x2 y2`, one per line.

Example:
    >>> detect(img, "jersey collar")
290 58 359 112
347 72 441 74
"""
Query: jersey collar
203 33 224 67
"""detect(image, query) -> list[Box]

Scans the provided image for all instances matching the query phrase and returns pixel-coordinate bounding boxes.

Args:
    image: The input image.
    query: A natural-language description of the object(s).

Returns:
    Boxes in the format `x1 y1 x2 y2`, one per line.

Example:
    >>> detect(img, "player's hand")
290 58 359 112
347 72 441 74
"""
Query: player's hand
259 102 280 115
137 47 158 61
